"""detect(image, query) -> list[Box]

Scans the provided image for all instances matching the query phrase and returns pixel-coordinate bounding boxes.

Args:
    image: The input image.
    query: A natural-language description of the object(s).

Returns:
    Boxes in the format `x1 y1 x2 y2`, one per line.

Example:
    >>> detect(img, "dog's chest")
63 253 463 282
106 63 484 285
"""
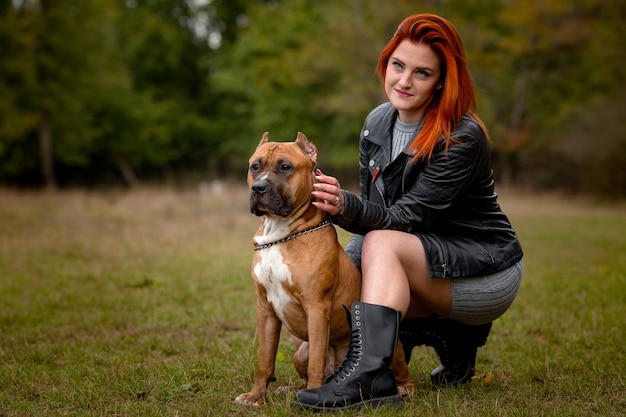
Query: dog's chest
253 247 294 323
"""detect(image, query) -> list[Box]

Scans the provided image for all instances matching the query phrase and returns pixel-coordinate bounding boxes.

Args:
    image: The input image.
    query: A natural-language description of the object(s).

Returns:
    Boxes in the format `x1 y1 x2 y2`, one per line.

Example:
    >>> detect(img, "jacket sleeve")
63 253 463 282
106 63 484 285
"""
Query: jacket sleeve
335 130 486 235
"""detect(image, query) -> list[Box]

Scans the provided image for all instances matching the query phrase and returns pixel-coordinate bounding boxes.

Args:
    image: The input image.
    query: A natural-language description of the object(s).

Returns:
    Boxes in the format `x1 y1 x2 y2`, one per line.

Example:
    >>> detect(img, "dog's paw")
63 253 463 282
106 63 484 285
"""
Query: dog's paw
397 382 417 397
234 392 263 407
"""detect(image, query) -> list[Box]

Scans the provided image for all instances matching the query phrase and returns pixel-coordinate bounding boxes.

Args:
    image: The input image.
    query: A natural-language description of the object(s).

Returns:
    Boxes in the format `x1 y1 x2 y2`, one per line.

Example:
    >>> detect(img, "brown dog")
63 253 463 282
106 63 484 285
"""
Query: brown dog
234 132 414 406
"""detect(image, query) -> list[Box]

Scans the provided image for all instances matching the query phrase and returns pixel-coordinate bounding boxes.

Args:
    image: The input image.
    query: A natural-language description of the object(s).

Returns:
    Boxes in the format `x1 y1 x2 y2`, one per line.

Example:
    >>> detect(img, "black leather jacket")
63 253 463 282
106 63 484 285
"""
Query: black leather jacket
335 102 523 278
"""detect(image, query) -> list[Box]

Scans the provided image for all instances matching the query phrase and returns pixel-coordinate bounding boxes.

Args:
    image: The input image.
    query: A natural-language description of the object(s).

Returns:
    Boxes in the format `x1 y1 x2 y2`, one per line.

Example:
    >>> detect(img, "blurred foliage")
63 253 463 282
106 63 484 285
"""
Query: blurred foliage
0 0 624 196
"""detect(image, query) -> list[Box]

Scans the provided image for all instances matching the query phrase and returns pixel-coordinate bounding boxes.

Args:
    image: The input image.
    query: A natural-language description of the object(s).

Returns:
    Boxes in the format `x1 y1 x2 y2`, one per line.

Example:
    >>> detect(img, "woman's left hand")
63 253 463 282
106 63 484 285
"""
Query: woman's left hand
312 169 344 216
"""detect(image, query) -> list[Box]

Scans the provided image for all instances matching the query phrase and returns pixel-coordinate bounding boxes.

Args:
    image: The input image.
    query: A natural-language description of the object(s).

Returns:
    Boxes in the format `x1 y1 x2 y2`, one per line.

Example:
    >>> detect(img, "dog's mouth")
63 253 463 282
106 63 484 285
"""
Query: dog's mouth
250 199 270 216
250 192 292 217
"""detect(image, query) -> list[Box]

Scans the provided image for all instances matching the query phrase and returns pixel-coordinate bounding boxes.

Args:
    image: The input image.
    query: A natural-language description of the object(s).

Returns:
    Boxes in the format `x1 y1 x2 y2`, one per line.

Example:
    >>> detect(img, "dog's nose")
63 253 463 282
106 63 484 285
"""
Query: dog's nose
252 181 269 195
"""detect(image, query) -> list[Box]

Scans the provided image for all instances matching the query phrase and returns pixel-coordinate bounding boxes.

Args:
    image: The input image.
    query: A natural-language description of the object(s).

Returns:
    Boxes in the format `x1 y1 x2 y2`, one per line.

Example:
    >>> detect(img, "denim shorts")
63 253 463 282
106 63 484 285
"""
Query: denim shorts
448 259 523 325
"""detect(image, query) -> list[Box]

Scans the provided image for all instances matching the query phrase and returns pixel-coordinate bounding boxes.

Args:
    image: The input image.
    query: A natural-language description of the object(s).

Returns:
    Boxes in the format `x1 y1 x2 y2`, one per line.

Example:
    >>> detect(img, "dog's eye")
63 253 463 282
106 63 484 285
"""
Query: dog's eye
280 164 292 171
250 162 260 172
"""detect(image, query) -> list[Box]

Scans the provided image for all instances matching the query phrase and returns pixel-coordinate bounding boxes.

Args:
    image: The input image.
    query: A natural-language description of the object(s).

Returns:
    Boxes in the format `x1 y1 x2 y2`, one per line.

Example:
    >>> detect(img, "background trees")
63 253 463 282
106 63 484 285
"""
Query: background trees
1 0 624 197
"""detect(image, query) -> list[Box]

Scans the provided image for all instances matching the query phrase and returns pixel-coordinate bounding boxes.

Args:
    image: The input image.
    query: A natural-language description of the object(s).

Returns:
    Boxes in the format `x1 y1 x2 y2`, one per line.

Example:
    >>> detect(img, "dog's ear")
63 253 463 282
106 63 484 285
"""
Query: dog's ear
295 132 317 163
257 132 269 148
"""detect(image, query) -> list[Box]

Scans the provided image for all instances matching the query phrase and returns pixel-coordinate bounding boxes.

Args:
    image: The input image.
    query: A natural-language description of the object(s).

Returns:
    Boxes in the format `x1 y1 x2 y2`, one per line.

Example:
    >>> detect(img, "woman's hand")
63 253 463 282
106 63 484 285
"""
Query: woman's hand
312 169 344 216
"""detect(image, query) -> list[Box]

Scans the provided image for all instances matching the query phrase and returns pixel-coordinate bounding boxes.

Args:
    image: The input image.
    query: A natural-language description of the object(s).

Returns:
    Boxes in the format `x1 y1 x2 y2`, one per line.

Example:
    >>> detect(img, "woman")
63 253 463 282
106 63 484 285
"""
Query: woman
294 14 524 411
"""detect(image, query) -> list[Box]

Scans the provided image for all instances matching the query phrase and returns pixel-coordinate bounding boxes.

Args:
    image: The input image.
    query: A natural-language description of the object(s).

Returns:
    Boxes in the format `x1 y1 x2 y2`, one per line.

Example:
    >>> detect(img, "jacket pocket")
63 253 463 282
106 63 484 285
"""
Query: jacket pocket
477 242 496 264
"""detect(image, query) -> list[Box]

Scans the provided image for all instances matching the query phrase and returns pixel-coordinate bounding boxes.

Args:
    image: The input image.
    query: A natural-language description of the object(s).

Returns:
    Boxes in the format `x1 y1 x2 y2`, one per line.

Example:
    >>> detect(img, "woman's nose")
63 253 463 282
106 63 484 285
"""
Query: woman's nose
398 72 412 88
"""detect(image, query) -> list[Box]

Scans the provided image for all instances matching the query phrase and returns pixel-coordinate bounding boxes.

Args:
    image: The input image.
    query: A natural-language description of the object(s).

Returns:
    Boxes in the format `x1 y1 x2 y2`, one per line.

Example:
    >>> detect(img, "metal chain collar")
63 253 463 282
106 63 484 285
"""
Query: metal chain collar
253 219 332 251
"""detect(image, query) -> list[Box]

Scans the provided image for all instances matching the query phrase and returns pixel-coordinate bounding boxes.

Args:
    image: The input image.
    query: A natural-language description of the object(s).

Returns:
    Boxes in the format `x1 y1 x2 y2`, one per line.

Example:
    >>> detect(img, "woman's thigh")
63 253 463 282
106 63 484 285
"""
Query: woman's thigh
361 230 452 317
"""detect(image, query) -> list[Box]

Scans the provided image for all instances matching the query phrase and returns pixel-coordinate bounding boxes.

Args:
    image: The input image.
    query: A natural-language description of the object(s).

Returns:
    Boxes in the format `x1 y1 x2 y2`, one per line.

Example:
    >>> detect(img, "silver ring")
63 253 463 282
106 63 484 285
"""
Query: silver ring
334 196 340 205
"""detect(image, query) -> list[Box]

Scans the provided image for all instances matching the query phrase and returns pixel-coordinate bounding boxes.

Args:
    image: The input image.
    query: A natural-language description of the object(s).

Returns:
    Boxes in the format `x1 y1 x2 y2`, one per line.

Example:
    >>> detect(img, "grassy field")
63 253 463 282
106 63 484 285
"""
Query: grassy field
0 185 624 416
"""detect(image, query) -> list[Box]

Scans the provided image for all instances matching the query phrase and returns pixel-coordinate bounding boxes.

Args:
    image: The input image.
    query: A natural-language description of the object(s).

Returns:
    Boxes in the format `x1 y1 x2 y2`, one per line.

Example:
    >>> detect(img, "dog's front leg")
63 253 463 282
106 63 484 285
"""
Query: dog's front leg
392 341 416 396
305 301 332 388
234 299 282 406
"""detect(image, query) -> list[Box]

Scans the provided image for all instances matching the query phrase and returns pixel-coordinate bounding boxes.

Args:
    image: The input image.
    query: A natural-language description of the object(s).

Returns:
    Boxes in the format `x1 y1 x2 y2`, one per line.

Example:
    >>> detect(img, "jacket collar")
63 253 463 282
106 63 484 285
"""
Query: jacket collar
362 102 397 146
363 102 420 157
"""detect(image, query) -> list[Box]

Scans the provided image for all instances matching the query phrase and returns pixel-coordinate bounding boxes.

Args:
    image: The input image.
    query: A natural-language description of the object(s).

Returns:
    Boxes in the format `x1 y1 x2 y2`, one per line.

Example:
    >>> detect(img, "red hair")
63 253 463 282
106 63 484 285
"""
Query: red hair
377 14 488 160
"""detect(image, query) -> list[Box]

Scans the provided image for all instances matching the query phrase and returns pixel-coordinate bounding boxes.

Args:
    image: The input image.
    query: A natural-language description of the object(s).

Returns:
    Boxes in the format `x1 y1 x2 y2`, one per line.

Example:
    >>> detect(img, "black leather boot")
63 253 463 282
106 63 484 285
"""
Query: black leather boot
399 317 492 386
294 302 403 411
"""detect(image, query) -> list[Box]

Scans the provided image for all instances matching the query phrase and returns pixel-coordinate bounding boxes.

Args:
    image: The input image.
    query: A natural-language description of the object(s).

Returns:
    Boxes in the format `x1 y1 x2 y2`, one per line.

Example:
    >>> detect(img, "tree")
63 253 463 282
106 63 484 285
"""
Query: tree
1 0 624 195
0 1 41 185
0 0 234 187
0 0 128 189
213 0 424 170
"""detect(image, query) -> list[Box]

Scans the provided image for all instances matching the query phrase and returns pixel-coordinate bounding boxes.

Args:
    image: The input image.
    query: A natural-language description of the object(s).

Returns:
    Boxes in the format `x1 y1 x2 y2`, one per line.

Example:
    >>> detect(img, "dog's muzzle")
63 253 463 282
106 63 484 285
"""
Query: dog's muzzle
250 178 292 217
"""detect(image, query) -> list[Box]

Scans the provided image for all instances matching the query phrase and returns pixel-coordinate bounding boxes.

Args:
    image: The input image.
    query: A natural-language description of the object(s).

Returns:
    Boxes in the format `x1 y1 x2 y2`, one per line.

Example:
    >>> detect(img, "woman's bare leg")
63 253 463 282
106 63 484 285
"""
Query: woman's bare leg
360 230 452 318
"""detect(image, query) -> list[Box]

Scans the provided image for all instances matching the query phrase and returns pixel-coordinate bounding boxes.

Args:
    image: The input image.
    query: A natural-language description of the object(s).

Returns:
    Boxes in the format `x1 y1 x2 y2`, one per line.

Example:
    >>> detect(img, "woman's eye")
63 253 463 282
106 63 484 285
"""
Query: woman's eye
392 61 403 70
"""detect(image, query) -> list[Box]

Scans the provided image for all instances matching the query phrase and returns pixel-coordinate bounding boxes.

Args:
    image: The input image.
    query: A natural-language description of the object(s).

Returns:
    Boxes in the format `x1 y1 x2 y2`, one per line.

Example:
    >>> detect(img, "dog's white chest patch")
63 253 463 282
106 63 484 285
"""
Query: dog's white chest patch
254 247 292 323
253 217 295 323
254 217 291 246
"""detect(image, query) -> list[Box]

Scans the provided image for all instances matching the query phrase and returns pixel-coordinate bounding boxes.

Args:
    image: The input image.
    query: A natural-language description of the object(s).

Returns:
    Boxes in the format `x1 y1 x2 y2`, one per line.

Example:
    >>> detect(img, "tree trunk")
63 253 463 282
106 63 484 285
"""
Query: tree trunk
39 113 57 191
113 155 139 188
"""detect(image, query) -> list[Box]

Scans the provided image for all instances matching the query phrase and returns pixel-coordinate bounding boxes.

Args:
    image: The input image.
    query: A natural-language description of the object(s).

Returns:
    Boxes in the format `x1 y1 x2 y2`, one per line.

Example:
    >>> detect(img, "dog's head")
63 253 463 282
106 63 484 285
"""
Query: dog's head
247 132 318 217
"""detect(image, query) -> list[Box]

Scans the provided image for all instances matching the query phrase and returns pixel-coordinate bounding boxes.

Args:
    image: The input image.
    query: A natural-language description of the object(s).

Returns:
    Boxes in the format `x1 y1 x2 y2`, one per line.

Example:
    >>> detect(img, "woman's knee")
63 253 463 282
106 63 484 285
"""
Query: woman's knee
361 230 389 253
362 230 419 256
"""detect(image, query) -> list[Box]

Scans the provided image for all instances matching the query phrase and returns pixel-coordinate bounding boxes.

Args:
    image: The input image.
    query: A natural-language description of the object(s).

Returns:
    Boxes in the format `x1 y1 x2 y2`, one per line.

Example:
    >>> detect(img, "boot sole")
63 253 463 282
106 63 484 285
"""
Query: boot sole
292 394 403 413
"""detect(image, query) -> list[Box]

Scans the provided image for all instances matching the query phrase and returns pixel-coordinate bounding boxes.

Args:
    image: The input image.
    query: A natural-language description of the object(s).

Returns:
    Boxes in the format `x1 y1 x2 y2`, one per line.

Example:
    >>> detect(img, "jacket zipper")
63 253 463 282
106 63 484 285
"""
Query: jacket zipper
373 165 386 203
433 235 449 277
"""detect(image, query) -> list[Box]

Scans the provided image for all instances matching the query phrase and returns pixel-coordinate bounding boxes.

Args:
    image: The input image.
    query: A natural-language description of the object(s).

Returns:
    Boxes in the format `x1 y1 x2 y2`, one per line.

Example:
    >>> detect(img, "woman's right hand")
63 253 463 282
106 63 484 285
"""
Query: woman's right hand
312 169 344 216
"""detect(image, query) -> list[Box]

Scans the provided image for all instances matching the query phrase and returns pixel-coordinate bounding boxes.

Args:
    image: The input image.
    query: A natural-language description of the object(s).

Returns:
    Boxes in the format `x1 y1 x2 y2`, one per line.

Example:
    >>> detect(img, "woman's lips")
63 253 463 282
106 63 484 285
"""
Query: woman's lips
395 89 412 98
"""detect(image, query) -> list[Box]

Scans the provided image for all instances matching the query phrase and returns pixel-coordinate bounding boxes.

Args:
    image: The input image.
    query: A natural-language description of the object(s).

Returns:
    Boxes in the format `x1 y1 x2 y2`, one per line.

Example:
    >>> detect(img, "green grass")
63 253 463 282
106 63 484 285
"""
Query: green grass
0 186 625 416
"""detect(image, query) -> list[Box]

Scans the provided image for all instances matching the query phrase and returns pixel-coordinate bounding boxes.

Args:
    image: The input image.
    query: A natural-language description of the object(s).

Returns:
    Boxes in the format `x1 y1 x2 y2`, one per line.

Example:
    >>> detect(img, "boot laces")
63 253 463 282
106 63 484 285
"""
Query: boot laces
328 327 363 384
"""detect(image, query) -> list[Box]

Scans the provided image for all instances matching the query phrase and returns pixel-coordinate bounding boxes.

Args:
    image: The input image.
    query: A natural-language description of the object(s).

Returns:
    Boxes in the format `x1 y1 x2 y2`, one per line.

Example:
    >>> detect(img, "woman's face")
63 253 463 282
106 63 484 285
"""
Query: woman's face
384 39 442 123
